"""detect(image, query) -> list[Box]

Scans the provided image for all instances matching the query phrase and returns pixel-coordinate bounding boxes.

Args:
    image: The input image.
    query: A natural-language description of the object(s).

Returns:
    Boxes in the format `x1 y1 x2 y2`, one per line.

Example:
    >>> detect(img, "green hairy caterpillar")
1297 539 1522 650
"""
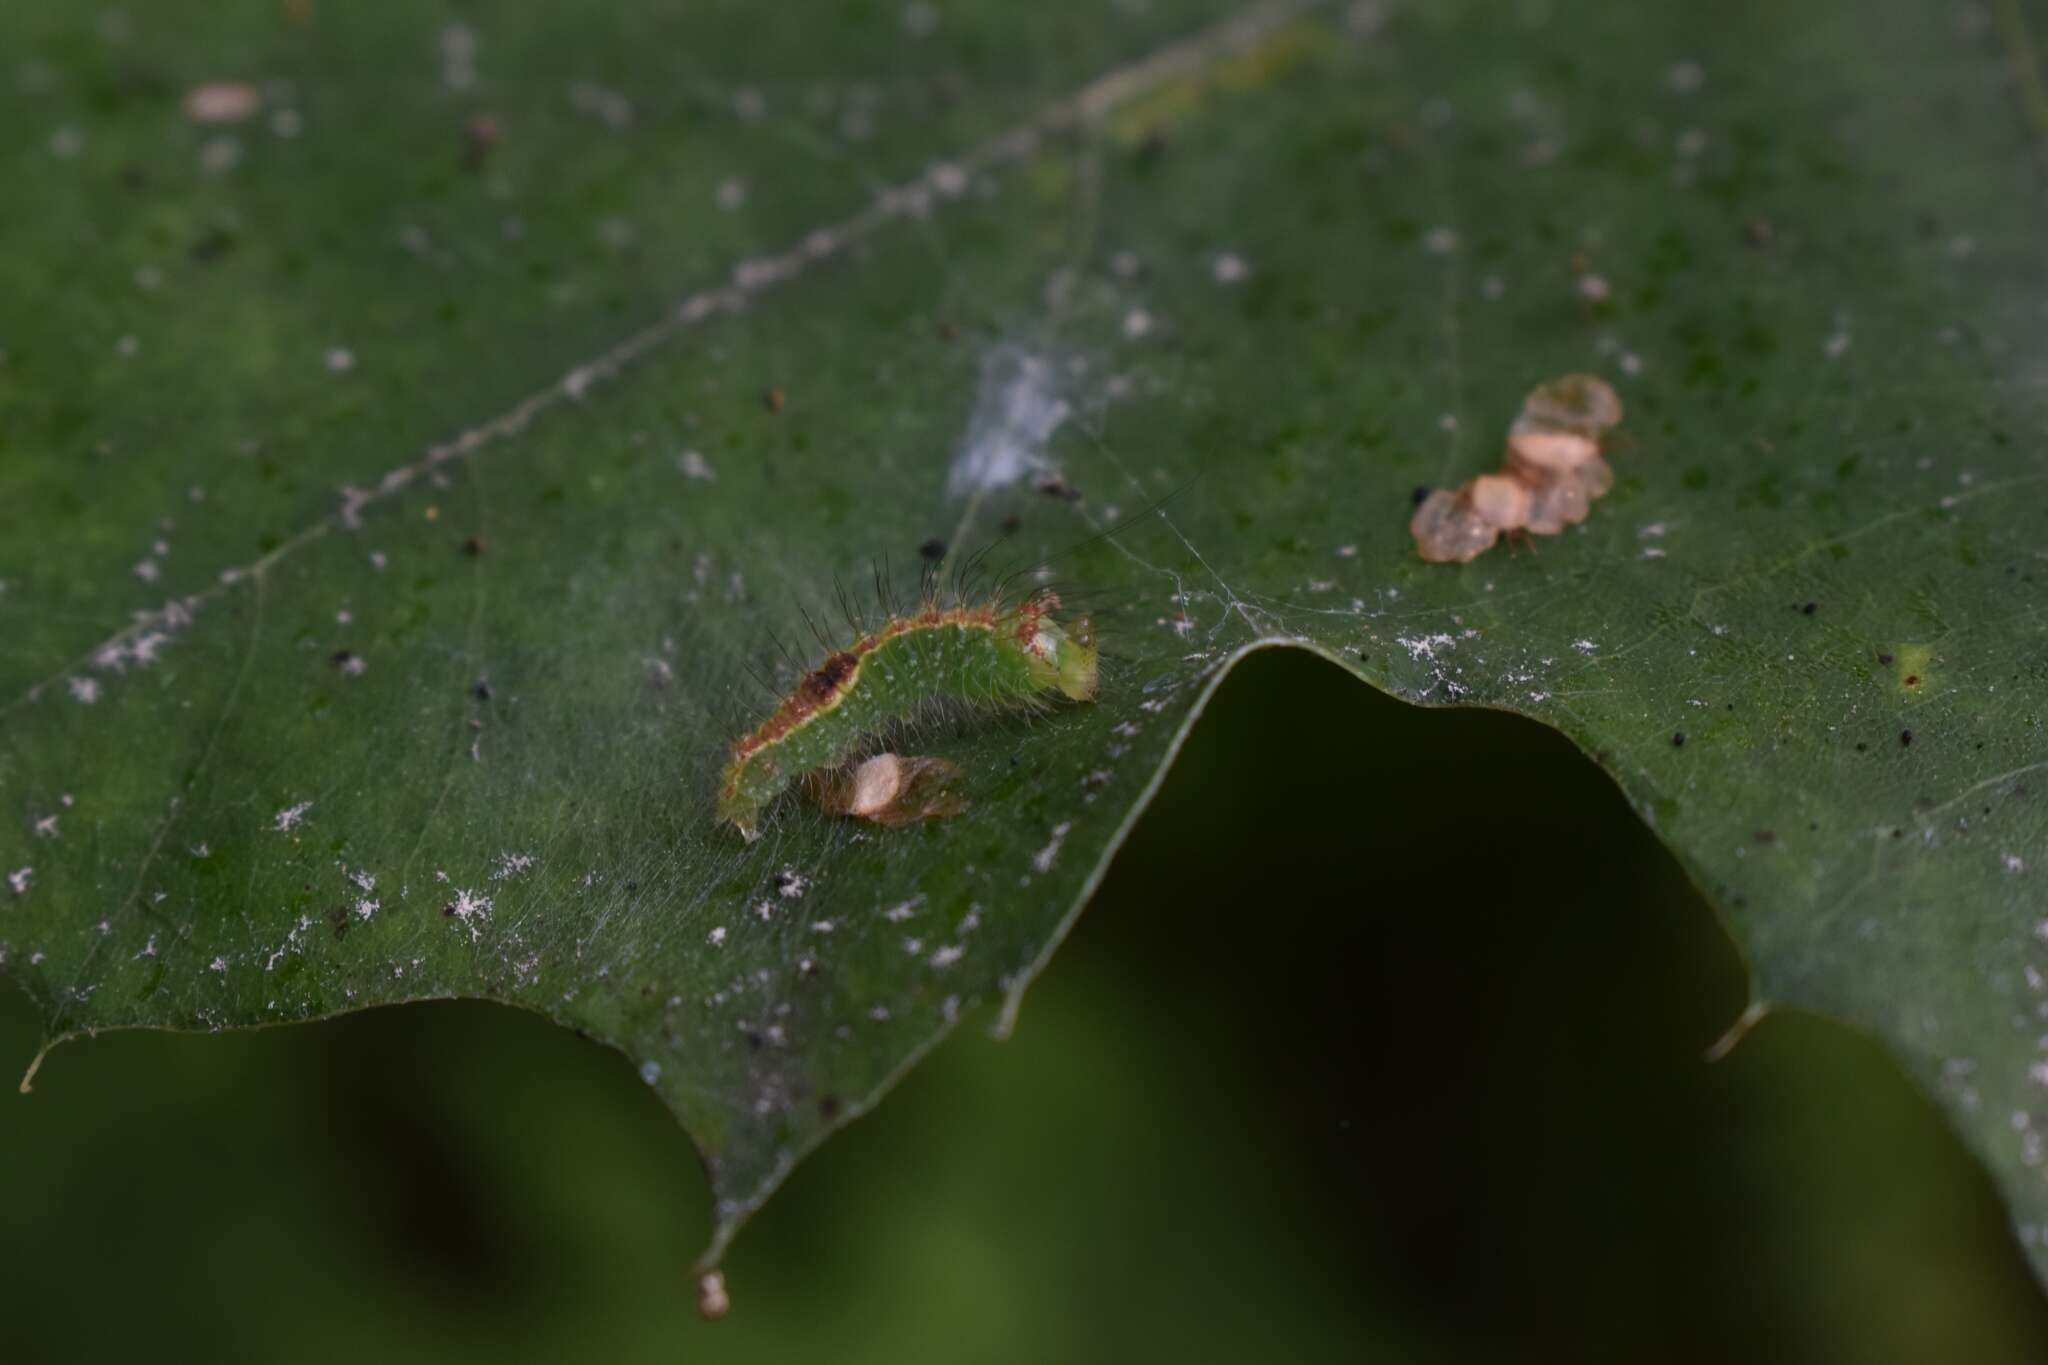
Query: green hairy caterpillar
718 590 1099 840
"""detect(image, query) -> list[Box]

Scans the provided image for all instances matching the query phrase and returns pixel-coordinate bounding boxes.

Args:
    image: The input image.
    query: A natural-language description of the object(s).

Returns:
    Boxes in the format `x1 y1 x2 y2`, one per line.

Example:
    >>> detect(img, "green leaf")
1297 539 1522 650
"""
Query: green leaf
7 0 2048 1282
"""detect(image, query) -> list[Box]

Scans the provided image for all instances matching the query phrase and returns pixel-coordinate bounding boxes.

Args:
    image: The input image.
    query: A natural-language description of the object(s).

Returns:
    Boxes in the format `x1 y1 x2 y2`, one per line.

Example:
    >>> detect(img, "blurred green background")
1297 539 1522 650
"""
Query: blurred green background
6 649 2046 1363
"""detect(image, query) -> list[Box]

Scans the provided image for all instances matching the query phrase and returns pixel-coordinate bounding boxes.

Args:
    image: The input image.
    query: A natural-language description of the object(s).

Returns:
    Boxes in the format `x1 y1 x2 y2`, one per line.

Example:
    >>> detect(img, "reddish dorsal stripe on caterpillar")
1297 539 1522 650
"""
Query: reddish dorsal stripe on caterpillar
717 590 1097 840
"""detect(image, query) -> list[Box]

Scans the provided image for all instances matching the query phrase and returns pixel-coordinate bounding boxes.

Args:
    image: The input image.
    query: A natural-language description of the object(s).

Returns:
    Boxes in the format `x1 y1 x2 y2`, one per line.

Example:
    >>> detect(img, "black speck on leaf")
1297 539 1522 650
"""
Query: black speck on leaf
1754 830 1776 845
471 677 494 702
328 650 357 669
1672 732 1686 747
1900 729 1914 747
1411 485 1431 507
918 537 946 562
1800 601 1818 616
461 536 486 557
1877 652 1894 665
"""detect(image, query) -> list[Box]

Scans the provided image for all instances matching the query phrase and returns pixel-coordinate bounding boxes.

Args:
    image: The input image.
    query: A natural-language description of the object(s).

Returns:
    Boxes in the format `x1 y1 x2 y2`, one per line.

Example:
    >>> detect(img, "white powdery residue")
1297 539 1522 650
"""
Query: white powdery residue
1423 226 1457 254
946 346 1071 497
928 944 965 969
326 347 355 374
776 869 810 899
1032 821 1074 875
492 850 536 881
134 559 160 583
1396 633 1456 662
2007 853 2029 875
1211 252 1249 284
7 867 31 897
715 177 747 211
33 815 59 839
811 920 836 935
882 895 925 923
447 887 492 942
707 926 727 947
1641 546 1666 560
353 897 380 921
440 24 478 91
1572 639 1598 655
67 676 100 705
1638 522 1668 540
209 956 228 973
640 1060 662 1085
678 449 717 481
270 800 314 832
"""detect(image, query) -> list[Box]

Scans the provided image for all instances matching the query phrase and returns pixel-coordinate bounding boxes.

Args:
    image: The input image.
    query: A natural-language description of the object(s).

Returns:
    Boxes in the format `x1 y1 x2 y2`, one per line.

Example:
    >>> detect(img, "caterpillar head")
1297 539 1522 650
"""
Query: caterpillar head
1009 598 1098 702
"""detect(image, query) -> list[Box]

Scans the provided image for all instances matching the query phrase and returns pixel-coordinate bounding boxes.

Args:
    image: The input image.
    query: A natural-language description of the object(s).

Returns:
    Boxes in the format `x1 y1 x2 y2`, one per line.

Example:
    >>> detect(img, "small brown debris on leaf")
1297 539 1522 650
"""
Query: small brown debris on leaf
807 753 969 827
183 82 263 124
462 114 501 169
1412 374 1624 563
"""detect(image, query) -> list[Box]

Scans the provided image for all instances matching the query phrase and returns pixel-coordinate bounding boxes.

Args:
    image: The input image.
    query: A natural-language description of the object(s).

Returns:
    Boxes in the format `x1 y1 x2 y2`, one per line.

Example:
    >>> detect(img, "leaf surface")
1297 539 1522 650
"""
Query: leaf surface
6 0 2048 1274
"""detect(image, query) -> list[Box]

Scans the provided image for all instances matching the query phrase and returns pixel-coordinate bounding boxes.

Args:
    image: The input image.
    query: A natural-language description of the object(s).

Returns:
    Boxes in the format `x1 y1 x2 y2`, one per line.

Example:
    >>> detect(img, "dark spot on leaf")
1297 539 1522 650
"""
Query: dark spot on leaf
1904 675 1919 687
999 513 1021 532
471 677 494 702
1035 474 1082 501
1855 742 1868 752
1671 732 1686 747
1799 601 1818 616
1900 729 1913 747
1877 652 1894 665
1411 485 1431 507
461 536 486 557
190 227 235 262
918 537 946 562
818 1094 841 1118
762 386 785 413
329 649 358 670
1753 830 1776 845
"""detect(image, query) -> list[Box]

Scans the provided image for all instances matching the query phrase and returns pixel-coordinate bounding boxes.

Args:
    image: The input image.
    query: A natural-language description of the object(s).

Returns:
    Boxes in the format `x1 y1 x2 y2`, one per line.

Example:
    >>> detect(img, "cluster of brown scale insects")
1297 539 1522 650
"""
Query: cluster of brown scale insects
1411 374 1624 564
